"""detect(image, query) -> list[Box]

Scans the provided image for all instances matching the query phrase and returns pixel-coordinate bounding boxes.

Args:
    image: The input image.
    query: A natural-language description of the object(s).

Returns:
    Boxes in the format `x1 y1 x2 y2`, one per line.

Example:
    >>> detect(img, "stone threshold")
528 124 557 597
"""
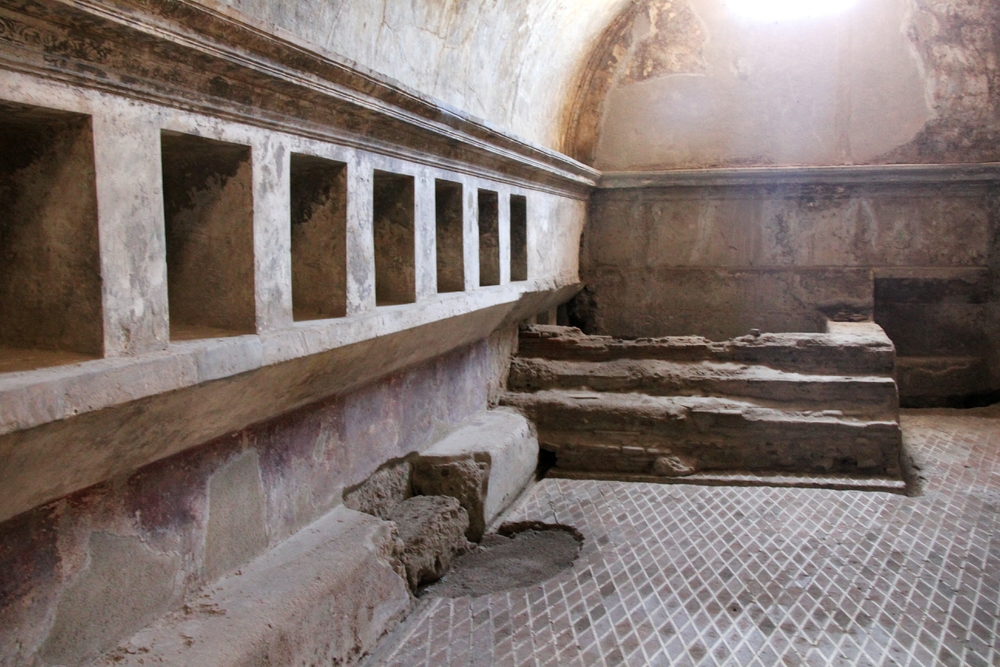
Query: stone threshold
547 469 909 494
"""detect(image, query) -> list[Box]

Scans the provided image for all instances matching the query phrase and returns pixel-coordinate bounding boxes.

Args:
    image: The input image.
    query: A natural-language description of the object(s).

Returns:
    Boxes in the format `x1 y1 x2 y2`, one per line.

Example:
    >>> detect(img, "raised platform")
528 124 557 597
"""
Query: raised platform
503 324 903 479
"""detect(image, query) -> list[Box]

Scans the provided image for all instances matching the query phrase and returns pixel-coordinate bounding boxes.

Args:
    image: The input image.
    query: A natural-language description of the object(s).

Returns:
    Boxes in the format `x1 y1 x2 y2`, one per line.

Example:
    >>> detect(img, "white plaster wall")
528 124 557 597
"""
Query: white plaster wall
205 0 632 151
594 0 935 169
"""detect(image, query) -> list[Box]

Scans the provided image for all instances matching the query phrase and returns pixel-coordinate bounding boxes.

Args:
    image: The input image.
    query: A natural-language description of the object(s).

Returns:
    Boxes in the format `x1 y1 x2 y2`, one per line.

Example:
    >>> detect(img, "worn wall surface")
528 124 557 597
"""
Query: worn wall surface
568 0 1000 404
0 67 587 526
581 182 999 338
570 0 1000 169
0 342 490 666
0 2 596 665
577 179 1000 403
206 0 632 151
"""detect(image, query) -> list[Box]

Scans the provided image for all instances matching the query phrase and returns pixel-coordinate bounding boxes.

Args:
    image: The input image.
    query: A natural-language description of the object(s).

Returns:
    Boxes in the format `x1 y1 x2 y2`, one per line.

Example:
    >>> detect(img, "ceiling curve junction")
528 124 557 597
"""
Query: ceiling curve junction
210 0 634 152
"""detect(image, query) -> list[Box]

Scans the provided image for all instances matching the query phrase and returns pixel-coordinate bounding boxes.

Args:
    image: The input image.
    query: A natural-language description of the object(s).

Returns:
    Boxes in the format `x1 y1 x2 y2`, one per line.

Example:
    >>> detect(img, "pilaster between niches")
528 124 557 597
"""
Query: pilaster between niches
252 134 293 333
93 104 170 356
346 156 376 315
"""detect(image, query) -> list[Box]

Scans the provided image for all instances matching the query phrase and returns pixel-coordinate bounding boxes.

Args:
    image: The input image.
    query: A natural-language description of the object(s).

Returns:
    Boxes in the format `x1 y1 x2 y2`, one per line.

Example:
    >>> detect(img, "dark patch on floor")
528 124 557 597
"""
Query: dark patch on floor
420 524 581 598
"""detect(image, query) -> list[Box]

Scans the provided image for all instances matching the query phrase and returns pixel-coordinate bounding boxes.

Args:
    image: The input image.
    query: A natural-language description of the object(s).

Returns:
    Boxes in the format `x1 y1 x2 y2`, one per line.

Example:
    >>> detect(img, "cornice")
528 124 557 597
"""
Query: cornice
598 163 1000 189
0 0 599 197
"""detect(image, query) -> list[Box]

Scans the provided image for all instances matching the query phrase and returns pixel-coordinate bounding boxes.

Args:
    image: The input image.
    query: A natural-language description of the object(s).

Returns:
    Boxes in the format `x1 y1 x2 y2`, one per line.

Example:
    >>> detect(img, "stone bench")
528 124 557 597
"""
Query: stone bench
93 507 410 667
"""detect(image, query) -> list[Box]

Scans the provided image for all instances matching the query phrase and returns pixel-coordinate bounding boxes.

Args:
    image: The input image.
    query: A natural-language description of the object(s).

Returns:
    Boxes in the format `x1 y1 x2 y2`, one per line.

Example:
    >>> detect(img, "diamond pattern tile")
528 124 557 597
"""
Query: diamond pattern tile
365 409 1000 666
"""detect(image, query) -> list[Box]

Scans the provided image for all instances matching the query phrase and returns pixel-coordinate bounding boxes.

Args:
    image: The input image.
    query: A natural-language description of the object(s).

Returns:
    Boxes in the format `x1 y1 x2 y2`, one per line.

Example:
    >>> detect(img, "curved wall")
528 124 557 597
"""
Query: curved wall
569 0 1000 170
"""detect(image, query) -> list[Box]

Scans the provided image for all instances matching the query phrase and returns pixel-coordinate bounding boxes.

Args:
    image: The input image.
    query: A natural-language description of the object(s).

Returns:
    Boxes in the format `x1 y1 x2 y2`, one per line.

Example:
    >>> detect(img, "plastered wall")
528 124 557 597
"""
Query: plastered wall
0 0 591 654
569 0 1000 403
571 0 1000 169
580 182 1000 338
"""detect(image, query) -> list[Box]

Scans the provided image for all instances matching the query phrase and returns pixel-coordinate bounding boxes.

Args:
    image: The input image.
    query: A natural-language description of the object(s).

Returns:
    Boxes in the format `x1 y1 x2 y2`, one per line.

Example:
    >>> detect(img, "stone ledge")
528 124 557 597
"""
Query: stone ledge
0 281 576 437
598 162 1000 190
0 283 579 525
93 506 411 667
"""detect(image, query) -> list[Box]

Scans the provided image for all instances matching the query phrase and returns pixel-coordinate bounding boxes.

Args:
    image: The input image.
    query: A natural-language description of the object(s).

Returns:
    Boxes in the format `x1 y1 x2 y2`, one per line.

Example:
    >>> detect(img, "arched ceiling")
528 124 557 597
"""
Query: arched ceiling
205 0 999 169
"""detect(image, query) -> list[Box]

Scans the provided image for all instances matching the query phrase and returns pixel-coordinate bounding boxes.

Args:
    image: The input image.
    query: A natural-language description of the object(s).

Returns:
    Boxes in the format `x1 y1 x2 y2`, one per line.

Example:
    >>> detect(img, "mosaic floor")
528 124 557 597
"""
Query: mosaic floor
365 409 1000 667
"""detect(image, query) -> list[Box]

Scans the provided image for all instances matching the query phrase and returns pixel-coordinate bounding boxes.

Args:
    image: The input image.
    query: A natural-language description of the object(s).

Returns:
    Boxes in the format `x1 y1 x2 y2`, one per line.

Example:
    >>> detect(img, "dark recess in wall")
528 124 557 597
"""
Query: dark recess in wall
290 153 348 320
161 131 255 340
510 194 528 282
0 101 103 368
373 171 417 306
478 190 500 287
436 179 465 293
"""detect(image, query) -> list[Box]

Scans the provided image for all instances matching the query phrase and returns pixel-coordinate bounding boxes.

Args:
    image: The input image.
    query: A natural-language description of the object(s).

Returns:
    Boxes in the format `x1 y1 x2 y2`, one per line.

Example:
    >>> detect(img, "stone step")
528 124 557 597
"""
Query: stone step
508 357 898 418
517 325 895 375
502 390 902 478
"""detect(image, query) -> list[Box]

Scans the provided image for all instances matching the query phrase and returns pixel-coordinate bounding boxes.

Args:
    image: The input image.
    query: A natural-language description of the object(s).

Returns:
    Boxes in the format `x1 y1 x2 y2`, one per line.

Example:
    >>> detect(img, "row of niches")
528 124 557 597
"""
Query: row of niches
0 102 530 373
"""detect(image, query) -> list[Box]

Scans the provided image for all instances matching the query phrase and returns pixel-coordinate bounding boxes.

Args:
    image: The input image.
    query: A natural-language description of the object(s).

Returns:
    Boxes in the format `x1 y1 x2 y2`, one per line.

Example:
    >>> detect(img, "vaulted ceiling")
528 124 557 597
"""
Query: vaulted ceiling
215 0 1000 169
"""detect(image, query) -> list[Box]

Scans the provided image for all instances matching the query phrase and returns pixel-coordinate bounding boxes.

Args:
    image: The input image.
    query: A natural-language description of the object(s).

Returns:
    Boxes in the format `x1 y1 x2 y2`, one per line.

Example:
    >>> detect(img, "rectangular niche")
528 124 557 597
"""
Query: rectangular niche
373 170 416 306
478 189 500 287
290 154 347 320
0 102 103 373
510 194 528 282
435 179 465 293
161 131 255 341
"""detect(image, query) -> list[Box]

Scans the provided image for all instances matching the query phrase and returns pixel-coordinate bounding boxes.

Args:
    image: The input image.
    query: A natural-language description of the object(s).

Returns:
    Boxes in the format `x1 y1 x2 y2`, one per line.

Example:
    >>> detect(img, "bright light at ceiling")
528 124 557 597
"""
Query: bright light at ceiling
726 0 858 21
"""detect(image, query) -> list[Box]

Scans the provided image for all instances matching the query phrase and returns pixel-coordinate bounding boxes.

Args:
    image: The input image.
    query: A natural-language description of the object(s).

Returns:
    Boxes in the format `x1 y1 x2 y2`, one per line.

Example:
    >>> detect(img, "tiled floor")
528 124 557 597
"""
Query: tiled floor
366 409 1000 667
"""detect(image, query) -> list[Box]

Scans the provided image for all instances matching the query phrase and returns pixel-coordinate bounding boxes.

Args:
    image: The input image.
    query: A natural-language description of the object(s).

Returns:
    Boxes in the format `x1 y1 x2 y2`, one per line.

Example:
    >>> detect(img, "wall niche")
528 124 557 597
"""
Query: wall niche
510 194 528 282
478 189 500 287
436 179 465 293
290 154 348 320
160 131 255 341
0 102 103 372
373 170 416 306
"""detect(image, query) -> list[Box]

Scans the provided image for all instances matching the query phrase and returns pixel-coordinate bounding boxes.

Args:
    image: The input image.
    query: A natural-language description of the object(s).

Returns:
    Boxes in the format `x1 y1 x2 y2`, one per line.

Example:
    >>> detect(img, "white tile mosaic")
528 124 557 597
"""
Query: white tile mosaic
366 409 1000 666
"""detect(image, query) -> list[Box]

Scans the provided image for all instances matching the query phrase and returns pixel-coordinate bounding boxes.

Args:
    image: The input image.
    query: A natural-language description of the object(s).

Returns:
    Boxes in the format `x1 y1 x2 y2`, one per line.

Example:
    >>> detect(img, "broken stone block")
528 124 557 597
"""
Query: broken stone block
411 459 489 541
343 460 411 520
389 495 472 590
412 409 538 542
653 454 697 477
